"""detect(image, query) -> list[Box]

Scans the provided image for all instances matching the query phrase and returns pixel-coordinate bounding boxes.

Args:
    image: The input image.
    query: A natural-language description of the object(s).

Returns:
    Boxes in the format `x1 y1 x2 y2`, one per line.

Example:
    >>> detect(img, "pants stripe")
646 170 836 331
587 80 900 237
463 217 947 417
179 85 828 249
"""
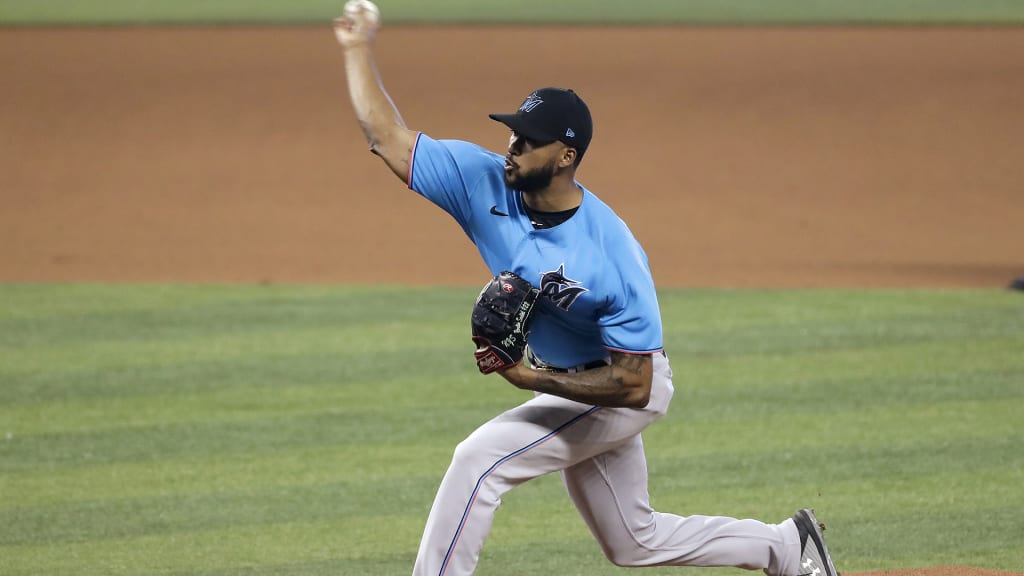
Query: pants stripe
438 405 602 575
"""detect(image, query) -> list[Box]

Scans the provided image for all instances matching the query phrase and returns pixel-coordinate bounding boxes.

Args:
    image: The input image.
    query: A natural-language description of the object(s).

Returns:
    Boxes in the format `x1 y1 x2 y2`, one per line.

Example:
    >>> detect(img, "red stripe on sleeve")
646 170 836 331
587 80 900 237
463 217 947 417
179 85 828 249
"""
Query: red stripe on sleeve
406 132 422 188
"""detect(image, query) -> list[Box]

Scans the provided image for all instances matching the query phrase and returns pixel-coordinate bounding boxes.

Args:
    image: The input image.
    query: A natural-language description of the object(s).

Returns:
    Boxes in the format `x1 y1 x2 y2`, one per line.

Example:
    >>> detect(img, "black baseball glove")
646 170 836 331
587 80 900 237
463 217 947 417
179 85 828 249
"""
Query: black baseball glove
470 271 541 374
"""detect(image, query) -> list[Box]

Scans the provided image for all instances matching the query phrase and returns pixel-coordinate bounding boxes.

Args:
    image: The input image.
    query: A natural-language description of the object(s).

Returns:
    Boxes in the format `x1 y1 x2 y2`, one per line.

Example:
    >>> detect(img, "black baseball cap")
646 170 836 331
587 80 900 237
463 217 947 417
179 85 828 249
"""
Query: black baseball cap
489 87 593 156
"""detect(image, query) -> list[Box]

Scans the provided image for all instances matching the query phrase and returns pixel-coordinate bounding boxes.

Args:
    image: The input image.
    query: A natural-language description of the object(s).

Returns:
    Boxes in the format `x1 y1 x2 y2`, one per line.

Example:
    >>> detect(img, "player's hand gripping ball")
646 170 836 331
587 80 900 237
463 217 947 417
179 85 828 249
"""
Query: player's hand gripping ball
471 271 541 374
334 0 380 47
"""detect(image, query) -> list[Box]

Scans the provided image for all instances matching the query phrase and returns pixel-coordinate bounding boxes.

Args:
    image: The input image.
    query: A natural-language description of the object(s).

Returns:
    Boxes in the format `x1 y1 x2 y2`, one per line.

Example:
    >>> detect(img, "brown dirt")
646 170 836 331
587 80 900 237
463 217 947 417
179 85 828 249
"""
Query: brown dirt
2 26 1023 287
1 26 1022 576
852 570 1024 576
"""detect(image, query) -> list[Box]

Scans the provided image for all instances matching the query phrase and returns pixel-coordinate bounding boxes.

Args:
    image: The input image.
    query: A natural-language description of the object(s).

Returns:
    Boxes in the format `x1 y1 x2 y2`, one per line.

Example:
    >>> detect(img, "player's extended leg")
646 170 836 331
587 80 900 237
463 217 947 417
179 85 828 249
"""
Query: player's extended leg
412 390 666 576
561 433 802 575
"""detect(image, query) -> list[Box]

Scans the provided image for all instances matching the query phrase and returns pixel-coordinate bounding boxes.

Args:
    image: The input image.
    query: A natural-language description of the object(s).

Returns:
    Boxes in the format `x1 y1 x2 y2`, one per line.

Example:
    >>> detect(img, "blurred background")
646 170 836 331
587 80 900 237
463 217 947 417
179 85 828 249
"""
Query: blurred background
3 5 1024 576
2 1 1023 287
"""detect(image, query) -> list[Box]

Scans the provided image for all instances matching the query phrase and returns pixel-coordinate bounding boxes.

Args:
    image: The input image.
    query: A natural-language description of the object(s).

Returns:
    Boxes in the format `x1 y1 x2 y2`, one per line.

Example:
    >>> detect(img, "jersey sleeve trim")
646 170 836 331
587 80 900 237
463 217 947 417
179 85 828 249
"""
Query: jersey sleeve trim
604 346 664 355
406 131 423 188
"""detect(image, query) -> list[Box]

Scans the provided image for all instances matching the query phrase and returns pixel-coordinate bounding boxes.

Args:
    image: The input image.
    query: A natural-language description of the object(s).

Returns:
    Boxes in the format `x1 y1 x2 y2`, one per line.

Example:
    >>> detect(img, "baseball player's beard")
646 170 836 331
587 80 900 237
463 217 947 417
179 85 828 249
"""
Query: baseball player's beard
504 158 558 193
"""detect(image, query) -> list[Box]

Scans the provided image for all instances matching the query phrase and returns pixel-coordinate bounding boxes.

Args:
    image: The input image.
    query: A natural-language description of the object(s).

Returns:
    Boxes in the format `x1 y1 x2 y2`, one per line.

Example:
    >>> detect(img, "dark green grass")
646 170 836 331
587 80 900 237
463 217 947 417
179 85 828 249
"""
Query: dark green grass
3 0 1024 25
1 284 1022 575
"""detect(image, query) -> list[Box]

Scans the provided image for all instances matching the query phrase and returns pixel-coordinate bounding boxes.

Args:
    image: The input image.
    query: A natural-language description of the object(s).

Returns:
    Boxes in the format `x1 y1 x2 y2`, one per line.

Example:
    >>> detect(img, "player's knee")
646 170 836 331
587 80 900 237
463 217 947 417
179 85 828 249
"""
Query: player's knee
450 435 491 470
599 529 662 567
450 438 475 466
603 546 646 568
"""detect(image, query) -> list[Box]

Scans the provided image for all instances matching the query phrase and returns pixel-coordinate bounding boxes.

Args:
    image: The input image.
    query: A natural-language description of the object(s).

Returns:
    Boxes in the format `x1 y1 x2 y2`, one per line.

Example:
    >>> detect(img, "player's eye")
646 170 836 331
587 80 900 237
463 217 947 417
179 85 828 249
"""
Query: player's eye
510 132 553 151
521 135 551 149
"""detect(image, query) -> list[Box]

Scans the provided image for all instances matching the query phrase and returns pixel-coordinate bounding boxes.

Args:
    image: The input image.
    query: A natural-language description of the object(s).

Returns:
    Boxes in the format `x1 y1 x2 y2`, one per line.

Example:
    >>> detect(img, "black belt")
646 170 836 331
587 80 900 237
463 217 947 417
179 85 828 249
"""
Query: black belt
531 350 667 373
547 359 609 373
527 349 610 373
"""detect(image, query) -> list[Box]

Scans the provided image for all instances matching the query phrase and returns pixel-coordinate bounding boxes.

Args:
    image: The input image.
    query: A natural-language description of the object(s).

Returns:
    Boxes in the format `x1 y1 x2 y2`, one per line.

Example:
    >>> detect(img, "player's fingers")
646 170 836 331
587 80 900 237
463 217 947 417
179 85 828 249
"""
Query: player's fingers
332 17 354 41
334 1 379 44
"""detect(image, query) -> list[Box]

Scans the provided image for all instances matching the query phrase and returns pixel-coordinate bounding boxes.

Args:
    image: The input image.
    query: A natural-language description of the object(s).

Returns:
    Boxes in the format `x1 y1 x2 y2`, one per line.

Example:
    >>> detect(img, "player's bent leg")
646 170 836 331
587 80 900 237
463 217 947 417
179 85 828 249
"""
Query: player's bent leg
413 393 647 576
562 432 802 576
565 450 800 573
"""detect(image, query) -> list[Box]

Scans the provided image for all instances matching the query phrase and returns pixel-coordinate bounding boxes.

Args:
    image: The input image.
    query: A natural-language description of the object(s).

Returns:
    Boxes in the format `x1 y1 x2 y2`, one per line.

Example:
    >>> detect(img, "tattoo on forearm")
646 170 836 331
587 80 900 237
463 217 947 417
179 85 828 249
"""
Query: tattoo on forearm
612 352 646 375
523 353 653 407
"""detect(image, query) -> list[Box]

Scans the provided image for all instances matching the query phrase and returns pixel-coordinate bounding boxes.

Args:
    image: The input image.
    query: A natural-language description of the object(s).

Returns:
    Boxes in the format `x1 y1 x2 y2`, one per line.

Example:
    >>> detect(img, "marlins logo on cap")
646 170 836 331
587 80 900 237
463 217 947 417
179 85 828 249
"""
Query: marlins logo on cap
519 92 544 113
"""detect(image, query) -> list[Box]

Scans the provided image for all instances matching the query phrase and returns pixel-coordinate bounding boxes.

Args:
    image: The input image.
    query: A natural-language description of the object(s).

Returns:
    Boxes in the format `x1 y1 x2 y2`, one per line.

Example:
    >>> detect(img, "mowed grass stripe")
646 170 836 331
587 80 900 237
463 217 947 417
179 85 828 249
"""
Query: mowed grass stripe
3 287 1017 402
1 515 425 576
3 402 1018 510
701 434 1024 482
483 505 1024 574
4 287 1015 364
674 335 1024 385
476 506 1024 576
0 321 469 381
1 344 482 405
5 318 1020 431
3 440 1019 547
0 401 499 471
472 467 1024 574
2 371 510 436
0 476 434 546
3 373 1017 476
0 282 476 380
4 381 1017 467
659 288 1020 327
0 444 455 510
6 346 1021 437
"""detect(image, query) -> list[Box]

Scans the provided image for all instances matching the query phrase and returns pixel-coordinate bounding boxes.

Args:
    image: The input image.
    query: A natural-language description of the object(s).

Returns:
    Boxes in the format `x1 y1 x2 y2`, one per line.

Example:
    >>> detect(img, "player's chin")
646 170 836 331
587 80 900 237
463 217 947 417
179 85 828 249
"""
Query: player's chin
503 170 518 188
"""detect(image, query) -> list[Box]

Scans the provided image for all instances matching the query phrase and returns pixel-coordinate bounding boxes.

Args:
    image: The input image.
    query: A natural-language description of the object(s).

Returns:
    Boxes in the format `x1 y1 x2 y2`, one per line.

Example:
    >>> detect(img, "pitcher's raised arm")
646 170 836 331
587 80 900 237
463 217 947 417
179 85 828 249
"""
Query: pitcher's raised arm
334 0 417 182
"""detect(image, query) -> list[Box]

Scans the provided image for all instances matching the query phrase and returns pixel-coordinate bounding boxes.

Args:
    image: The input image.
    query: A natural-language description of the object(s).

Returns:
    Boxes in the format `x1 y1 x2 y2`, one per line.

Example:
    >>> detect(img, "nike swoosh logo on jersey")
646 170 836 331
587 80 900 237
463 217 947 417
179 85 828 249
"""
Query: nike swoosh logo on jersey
490 205 509 217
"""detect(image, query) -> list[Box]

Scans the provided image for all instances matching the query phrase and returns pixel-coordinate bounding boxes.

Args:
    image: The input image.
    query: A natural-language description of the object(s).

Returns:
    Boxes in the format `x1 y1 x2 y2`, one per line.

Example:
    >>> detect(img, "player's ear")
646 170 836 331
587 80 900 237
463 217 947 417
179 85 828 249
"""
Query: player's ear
559 147 577 168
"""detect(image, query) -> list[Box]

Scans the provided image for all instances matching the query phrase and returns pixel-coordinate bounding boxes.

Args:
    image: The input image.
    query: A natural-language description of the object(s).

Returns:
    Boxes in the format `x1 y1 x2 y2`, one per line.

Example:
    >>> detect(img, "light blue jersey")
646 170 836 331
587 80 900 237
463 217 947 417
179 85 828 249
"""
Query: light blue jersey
408 133 663 368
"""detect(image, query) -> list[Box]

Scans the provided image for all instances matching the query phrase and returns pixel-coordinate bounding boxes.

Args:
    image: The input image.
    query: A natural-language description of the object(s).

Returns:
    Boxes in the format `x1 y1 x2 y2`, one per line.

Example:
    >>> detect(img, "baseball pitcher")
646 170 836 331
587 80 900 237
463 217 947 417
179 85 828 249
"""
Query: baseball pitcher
333 2 840 576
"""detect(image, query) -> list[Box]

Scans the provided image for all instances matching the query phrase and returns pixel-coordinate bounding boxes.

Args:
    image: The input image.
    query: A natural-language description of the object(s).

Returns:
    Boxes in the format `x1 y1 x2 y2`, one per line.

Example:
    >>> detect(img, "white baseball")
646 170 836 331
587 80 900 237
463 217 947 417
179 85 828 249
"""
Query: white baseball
344 0 380 24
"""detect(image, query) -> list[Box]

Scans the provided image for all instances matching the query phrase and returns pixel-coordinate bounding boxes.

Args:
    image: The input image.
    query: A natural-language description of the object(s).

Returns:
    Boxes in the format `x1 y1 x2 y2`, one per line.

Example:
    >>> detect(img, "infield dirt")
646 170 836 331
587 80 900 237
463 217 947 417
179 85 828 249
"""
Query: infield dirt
2 23 1024 576
2 25 1023 288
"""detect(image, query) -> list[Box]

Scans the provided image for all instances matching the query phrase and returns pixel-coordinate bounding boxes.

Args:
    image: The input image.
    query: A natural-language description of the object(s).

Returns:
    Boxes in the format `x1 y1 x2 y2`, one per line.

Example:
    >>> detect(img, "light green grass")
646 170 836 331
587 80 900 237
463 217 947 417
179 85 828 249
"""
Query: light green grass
3 0 1024 25
1 284 1022 575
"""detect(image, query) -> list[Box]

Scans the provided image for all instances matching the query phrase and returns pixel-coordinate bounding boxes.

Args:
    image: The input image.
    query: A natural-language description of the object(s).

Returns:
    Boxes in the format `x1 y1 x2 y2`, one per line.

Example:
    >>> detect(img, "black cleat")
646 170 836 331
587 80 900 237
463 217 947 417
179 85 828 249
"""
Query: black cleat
793 508 839 576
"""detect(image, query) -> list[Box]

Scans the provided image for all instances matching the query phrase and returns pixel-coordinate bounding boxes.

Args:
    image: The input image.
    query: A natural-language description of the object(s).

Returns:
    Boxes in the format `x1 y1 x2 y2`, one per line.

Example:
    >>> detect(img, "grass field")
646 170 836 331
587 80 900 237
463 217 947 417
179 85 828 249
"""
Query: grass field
1 284 1022 575
3 0 1024 25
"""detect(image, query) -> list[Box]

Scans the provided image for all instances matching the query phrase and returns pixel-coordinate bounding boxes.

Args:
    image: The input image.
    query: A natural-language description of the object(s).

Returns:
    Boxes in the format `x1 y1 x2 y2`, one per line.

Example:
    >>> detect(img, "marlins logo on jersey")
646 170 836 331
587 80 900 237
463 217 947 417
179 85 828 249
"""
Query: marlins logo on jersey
540 264 587 310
